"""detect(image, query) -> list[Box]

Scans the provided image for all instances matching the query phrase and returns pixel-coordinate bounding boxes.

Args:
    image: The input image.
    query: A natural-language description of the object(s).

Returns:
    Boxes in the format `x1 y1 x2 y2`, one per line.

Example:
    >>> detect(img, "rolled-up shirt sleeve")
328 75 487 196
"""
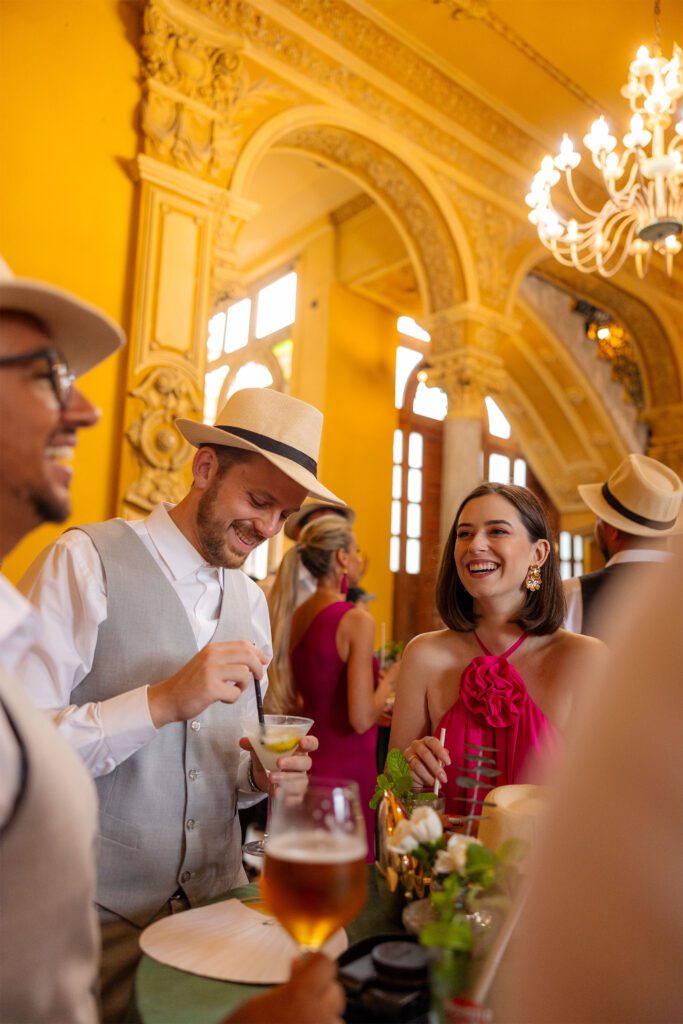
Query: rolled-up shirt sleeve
17 533 157 777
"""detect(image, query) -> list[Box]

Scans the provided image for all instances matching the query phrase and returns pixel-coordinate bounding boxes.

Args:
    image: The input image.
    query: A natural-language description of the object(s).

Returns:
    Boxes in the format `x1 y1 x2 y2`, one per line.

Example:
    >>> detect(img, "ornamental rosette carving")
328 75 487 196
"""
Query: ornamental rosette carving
125 365 202 513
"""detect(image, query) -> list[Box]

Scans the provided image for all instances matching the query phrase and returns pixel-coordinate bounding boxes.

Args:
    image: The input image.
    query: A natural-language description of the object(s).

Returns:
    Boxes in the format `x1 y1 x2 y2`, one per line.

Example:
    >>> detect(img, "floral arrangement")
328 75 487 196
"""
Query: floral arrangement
370 748 440 814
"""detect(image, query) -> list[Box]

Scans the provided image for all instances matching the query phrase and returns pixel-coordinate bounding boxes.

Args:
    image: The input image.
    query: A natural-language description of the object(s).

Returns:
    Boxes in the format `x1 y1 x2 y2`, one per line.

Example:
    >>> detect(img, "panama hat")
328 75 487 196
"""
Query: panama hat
284 497 356 540
578 453 682 537
176 388 344 505
0 257 125 377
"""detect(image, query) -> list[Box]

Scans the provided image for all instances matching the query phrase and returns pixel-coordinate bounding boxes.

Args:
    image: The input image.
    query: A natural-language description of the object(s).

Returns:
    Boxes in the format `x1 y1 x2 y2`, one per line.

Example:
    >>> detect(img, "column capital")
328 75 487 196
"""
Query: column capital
429 347 506 420
424 303 518 355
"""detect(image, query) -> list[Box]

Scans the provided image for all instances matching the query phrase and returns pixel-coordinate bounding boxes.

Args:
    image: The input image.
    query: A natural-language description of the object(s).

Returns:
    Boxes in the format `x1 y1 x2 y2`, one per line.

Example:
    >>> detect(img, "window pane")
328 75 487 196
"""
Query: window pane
203 364 229 424
413 381 448 421
560 560 572 580
408 432 423 469
406 502 421 539
207 312 226 362
225 298 251 353
485 396 511 439
397 315 431 342
227 361 273 398
392 465 402 499
393 429 403 465
389 536 400 572
407 468 422 503
406 538 421 575
573 560 583 576
272 338 293 380
488 453 510 484
513 458 527 486
559 531 571 561
391 500 401 537
255 272 297 339
573 535 584 561
395 346 422 408
244 542 269 581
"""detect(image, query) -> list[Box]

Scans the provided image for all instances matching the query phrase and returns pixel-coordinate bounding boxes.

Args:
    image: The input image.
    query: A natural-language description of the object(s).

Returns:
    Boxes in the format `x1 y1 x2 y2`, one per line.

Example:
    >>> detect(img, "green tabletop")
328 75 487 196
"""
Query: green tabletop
132 869 404 1024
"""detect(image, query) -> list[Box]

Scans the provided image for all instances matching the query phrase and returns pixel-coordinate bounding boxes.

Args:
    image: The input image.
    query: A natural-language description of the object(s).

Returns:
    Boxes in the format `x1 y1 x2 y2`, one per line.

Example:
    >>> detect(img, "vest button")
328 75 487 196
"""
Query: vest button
191 721 201 732
188 769 200 781
180 871 192 883
186 819 197 830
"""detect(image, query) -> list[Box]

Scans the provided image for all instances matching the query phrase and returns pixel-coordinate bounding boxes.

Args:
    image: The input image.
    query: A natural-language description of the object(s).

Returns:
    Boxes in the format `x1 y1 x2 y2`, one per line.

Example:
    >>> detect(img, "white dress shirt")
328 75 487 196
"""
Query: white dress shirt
0 572 44 826
16 504 271 791
563 548 672 633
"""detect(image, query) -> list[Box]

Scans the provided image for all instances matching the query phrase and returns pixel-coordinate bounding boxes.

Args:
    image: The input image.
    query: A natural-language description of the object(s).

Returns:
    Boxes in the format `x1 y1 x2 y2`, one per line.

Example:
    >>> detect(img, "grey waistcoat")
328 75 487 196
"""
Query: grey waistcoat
72 520 252 928
0 670 99 1024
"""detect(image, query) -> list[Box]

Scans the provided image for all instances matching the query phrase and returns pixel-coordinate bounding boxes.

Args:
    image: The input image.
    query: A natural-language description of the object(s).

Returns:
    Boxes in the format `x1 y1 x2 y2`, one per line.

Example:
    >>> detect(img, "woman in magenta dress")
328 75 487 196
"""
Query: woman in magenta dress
267 516 393 860
389 483 603 821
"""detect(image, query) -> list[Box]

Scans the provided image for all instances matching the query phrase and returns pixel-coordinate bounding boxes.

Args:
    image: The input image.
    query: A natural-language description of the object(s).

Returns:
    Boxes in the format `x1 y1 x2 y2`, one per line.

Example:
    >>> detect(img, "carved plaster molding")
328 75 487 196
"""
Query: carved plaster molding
125 365 202 513
645 403 683 477
429 347 506 419
433 0 606 117
141 0 288 180
534 261 681 410
210 189 261 305
181 0 545 189
279 124 462 310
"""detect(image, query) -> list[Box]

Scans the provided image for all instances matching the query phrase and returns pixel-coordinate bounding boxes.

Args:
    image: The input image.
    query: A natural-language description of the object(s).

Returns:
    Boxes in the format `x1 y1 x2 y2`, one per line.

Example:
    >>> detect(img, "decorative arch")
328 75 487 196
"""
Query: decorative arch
228 106 476 316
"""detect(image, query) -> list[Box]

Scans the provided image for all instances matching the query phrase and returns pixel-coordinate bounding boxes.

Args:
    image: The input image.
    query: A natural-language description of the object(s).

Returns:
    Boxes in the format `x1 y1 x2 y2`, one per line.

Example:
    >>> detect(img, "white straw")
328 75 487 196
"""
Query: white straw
379 623 386 670
434 727 447 795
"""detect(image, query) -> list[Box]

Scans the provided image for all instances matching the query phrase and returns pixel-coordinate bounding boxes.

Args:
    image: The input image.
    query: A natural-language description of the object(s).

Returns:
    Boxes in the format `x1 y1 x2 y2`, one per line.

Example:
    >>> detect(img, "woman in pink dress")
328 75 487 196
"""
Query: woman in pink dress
389 483 603 821
267 517 394 860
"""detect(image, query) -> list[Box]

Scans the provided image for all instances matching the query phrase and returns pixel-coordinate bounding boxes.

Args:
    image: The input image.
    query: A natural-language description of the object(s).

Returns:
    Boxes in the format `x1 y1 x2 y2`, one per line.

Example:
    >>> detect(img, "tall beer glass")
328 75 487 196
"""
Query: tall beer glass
262 779 368 952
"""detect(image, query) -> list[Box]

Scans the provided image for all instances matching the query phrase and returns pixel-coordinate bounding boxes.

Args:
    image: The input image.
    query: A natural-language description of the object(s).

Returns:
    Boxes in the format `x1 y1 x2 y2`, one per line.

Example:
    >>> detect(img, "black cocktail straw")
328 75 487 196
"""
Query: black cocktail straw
254 675 266 730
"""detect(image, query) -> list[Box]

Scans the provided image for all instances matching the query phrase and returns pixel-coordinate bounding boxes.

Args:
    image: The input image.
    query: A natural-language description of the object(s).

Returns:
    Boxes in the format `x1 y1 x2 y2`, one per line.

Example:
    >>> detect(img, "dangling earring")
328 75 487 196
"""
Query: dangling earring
341 571 349 595
525 563 542 591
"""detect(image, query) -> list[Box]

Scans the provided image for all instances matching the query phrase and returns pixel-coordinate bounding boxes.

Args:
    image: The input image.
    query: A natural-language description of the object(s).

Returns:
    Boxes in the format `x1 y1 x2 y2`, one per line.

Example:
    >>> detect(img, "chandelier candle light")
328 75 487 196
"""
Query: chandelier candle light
526 13 682 278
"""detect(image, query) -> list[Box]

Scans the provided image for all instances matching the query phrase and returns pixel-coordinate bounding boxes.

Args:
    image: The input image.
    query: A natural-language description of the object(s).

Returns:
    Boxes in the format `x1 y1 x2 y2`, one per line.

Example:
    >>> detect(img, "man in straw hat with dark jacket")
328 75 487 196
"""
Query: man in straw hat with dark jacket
17 385 344 1020
563 452 682 639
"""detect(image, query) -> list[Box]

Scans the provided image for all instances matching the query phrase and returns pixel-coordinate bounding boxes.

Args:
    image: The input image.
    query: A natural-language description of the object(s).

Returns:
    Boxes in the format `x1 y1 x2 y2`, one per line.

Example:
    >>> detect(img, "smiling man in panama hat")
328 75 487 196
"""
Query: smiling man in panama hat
563 453 682 639
17 384 343 1020
0 258 123 1023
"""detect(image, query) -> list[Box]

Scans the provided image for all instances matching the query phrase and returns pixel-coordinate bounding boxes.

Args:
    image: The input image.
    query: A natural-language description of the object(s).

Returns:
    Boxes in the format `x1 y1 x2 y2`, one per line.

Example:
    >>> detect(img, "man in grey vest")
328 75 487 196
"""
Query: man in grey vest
17 385 344 1020
0 259 124 1023
563 453 682 639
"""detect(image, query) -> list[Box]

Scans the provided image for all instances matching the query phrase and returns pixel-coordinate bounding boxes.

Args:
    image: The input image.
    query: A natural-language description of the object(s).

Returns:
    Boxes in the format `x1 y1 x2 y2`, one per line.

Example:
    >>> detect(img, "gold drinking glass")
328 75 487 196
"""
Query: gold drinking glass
261 779 368 952
242 714 314 858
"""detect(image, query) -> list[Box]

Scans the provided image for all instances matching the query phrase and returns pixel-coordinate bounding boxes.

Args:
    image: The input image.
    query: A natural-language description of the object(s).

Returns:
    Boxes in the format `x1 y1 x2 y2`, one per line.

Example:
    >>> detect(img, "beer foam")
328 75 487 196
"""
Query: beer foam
266 830 366 863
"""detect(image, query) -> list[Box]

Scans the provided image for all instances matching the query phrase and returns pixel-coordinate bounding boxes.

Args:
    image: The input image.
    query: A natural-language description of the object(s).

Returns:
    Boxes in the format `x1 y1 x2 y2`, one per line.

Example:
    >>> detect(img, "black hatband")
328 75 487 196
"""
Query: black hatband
601 482 676 531
217 425 317 477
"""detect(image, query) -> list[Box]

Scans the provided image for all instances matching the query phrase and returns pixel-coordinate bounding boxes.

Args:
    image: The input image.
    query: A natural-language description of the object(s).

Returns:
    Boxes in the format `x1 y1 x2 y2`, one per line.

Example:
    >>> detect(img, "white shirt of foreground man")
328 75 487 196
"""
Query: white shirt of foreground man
499 544 683 1023
18 502 270 784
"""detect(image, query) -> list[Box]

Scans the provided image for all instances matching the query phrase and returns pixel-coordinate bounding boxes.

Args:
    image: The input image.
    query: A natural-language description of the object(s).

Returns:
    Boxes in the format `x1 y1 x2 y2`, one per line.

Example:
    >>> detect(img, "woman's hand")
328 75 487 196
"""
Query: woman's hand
404 735 451 788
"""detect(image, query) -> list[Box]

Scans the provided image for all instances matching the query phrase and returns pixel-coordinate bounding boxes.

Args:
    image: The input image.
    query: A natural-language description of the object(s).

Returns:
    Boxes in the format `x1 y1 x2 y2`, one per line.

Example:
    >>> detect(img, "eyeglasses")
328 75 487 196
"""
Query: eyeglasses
0 346 76 409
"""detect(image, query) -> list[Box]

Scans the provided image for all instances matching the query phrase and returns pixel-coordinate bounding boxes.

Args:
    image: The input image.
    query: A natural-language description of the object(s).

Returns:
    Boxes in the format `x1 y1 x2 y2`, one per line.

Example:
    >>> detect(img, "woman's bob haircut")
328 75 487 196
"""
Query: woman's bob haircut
435 482 565 635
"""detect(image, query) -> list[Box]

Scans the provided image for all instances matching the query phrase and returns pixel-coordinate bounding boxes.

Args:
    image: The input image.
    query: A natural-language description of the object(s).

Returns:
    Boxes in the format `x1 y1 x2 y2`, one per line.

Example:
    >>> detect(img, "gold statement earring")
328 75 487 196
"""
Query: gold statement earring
525 563 542 591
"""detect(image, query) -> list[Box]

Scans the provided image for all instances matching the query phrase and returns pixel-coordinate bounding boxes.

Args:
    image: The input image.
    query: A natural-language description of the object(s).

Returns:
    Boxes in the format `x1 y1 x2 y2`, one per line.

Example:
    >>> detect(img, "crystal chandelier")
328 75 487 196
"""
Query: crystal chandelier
526 8 682 279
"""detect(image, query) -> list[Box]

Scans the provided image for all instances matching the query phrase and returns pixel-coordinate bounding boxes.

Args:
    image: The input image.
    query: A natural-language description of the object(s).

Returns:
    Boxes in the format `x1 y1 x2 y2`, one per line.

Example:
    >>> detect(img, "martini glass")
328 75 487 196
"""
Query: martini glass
242 714 314 858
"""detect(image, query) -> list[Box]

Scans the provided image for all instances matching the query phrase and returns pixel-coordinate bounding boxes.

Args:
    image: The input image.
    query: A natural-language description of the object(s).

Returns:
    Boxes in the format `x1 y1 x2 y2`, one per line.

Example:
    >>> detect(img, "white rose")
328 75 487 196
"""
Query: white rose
387 806 443 854
387 818 419 854
434 833 482 875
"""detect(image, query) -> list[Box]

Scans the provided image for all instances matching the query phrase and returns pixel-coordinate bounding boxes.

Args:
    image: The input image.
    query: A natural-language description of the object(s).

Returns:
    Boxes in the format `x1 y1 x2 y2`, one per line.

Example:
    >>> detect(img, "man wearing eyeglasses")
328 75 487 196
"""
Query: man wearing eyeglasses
0 258 124 1023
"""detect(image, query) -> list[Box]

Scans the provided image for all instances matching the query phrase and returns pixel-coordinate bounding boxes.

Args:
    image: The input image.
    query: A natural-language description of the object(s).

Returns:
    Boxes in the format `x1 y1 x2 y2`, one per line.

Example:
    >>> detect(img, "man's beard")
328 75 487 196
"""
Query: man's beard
196 480 265 568
29 484 70 525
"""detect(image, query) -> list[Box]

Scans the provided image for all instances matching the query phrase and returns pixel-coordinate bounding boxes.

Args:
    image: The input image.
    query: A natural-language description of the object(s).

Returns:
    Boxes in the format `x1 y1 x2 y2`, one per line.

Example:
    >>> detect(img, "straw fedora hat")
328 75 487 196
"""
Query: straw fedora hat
284 497 356 540
578 453 682 537
176 388 344 505
0 256 125 377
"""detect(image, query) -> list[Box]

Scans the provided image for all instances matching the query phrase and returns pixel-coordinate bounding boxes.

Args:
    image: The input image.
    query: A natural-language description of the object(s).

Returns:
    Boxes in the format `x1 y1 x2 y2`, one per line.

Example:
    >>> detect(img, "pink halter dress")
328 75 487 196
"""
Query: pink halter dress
435 632 558 817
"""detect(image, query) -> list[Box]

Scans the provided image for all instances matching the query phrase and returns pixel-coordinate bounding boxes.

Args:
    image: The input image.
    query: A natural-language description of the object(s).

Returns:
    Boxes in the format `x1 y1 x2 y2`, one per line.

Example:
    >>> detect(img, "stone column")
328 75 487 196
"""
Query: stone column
426 307 509 546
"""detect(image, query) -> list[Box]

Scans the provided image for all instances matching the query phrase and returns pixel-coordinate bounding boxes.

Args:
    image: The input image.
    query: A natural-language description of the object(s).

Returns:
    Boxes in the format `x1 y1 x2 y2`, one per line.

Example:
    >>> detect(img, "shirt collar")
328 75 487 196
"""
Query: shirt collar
606 548 673 567
145 503 222 583
0 571 41 647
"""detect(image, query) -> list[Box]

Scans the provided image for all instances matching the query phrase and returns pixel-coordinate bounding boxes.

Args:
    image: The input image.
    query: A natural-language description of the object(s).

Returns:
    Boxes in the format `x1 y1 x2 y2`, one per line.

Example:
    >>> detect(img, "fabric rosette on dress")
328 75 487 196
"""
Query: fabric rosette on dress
436 634 559 818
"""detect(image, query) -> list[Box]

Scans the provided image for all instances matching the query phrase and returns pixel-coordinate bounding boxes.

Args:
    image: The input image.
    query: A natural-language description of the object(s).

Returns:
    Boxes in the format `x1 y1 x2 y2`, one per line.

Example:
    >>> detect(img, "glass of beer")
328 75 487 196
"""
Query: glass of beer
242 714 314 858
261 778 368 952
